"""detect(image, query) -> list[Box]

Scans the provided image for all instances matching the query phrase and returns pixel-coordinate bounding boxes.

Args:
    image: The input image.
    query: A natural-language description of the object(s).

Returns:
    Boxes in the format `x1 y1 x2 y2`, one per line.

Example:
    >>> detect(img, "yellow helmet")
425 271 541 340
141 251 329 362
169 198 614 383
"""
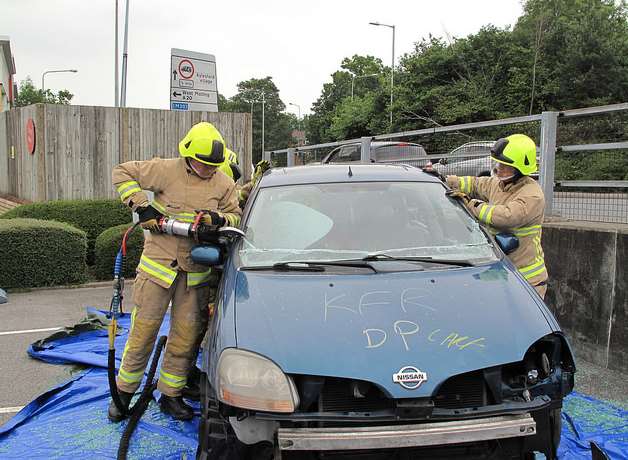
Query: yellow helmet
178 122 225 166
217 148 242 180
490 134 537 176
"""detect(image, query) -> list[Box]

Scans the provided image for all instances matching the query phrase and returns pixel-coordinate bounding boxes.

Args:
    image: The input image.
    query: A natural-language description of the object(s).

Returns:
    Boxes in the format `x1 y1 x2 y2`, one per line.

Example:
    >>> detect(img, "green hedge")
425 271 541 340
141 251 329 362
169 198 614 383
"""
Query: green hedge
0 218 87 289
94 223 144 280
1 199 132 265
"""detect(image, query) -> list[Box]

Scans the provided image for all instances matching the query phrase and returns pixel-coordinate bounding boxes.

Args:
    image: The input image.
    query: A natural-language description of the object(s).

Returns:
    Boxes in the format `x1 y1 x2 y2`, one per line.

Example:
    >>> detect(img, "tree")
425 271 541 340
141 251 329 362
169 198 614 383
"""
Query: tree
15 77 74 107
306 55 385 143
513 0 628 111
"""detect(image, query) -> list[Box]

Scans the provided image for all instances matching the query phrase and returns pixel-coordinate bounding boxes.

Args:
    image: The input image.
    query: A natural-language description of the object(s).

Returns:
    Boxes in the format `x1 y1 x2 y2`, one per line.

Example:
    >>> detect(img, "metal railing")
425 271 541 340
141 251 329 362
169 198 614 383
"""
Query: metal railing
266 102 628 224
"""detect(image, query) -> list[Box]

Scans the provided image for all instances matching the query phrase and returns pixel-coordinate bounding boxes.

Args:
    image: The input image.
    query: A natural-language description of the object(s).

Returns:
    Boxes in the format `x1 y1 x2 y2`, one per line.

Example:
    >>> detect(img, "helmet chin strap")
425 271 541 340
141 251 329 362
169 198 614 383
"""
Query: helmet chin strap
188 159 216 179
491 168 516 182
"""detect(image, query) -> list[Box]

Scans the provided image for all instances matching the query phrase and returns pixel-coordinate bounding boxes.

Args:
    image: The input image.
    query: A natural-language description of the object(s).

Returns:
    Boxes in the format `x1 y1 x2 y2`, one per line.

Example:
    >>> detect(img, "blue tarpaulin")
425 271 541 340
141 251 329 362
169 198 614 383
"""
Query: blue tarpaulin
0 307 627 459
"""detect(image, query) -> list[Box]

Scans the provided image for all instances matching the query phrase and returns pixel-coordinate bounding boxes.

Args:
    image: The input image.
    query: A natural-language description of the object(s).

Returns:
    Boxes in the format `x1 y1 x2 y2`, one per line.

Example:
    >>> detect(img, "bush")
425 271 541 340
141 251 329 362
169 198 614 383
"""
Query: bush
0 218 87 289
94 223 144 280
1 199 132 265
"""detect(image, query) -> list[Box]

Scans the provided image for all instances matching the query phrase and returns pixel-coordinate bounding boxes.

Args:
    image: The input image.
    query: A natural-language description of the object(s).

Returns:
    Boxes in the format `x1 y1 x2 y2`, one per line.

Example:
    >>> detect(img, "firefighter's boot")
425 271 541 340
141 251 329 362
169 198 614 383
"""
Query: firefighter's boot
108 390 134 423
159 395 194 420
182 365 201 401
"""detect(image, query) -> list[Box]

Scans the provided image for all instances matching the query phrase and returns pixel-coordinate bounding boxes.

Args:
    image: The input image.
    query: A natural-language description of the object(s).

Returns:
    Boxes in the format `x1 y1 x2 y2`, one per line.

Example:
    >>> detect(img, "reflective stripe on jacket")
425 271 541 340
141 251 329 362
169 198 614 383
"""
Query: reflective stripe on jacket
446 175 548 286
112 157 242 287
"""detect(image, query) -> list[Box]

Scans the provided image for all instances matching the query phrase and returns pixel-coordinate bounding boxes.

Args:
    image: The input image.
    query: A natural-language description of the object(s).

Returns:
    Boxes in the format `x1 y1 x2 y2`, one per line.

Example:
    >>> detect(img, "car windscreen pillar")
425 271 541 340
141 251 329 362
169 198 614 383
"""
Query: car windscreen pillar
360 137 372 162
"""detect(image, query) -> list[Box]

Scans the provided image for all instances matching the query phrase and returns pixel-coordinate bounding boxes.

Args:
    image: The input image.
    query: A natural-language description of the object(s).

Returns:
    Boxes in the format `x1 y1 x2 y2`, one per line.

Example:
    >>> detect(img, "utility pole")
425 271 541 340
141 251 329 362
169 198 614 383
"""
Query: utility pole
114 0 119 107
120 0 130 107
369 21 396 129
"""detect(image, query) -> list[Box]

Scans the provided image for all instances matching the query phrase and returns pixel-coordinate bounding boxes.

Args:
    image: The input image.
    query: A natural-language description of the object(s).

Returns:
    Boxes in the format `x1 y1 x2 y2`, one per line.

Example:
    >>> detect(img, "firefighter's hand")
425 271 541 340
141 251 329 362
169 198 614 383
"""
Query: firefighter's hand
422 162 446 182
446 189 470 204
137 205 163 232
252 160 271 183
202 211 226 227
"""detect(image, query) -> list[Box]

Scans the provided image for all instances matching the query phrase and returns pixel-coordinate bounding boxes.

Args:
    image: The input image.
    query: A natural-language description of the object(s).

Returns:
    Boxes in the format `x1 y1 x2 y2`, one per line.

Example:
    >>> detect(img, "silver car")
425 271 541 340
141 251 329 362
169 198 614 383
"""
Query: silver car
322 141 429 166
434 141 540 179
433 141 494 177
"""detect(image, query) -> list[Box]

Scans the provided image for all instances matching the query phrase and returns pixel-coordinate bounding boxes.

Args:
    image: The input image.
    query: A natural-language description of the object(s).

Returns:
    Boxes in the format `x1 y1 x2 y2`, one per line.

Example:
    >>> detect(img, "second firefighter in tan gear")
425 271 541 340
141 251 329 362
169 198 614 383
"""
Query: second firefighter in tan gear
445 134 548 298
110 122 241 420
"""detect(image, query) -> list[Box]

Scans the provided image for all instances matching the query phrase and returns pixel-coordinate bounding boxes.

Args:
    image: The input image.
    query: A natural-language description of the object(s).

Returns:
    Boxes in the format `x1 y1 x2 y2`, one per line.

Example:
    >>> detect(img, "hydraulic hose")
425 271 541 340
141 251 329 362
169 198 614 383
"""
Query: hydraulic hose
108 223 139 416
117 335 167 460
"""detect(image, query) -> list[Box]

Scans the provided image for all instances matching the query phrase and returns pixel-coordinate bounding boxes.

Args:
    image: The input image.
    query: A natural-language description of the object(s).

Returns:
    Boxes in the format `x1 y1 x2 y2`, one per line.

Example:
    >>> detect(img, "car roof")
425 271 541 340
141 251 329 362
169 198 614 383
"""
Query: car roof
258 164 442 187
340 141 424 148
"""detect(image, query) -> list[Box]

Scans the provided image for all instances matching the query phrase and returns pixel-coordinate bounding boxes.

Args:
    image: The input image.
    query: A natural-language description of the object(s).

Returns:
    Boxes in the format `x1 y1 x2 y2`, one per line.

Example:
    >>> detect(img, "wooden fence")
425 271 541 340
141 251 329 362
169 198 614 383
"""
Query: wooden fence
0 104 252 201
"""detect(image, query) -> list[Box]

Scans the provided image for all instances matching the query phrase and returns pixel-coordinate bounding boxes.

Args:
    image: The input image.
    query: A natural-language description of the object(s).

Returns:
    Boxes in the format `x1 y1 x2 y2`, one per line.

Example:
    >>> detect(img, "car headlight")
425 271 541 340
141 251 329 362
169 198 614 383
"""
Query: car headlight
217 348 299 413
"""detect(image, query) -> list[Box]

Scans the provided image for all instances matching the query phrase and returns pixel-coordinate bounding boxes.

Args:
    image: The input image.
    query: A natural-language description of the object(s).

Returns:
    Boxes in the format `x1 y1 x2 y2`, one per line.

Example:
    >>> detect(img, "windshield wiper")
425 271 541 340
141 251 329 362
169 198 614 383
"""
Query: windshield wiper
242 260 377 272
362 253 474 267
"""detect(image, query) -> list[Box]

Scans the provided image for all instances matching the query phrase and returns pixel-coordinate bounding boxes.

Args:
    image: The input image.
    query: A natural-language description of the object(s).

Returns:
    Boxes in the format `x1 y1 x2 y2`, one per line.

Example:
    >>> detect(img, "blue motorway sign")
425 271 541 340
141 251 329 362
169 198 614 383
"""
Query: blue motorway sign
171 102 189 111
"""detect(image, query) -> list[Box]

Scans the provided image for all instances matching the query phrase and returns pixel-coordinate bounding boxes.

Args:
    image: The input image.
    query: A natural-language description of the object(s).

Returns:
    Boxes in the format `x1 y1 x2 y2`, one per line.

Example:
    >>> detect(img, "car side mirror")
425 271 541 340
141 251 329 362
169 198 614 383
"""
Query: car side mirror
190 245 222 266
495 232 519 255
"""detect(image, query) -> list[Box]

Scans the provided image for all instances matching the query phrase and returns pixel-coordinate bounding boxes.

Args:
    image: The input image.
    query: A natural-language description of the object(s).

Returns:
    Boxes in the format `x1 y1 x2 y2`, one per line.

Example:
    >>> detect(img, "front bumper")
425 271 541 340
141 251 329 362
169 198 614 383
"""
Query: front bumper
277 413 536 451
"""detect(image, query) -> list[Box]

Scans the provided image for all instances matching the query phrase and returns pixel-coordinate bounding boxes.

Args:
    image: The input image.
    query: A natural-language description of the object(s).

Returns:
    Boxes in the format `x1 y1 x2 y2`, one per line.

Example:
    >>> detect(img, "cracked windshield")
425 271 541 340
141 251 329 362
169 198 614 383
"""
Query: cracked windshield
240 181 496 267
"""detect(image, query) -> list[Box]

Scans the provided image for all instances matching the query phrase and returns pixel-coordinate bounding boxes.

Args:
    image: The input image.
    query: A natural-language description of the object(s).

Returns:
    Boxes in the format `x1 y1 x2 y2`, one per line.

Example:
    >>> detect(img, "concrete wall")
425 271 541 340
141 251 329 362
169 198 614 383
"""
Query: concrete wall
543 222 627 373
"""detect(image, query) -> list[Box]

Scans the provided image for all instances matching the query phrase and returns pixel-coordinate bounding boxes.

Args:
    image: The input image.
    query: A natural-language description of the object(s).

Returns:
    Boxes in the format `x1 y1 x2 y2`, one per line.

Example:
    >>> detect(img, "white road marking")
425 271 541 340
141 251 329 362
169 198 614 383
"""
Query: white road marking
0 327 62 336
0 406 24 414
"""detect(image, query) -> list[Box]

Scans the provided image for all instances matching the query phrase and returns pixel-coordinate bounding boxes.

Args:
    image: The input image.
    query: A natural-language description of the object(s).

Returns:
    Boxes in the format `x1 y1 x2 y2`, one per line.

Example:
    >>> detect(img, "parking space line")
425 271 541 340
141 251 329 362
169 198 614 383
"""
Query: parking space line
0 327 62 336
0 406 24 414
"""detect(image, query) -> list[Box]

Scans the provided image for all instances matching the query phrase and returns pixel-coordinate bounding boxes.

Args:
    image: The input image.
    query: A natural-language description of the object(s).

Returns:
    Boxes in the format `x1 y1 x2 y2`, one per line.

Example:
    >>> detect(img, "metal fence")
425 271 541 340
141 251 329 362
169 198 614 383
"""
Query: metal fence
266 103 628 224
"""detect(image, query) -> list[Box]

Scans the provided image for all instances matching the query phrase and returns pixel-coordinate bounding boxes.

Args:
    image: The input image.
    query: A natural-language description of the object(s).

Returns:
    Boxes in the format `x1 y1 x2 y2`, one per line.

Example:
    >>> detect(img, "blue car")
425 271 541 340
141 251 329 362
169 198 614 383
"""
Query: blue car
196 164 575 460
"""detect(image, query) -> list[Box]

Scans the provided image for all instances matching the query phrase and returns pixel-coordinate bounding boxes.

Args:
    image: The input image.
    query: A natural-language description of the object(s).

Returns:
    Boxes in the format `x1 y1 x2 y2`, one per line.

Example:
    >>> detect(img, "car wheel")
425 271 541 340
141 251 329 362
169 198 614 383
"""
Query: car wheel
478 170 491 177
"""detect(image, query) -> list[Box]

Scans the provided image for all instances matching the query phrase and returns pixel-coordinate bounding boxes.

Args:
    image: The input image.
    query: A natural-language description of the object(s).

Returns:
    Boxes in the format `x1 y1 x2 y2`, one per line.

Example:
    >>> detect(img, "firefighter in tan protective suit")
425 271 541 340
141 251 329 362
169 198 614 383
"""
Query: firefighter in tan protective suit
439 134 548 298
108 122 241 422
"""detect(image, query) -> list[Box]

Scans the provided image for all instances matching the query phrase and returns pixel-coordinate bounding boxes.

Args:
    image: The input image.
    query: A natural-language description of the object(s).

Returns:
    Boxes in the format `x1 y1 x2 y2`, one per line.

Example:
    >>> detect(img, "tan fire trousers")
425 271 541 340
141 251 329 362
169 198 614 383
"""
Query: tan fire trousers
116 272 209 397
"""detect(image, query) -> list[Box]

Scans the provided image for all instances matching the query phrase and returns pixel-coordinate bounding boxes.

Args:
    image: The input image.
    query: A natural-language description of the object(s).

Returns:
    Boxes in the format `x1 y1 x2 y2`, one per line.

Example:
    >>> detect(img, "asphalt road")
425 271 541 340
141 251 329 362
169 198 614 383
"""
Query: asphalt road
1 283 627 429
0 283 132 427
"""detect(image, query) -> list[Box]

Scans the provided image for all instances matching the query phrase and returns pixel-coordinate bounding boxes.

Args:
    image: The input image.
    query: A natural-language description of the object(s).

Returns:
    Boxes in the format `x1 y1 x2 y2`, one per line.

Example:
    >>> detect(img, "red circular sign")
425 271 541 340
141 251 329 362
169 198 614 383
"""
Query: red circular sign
178 59 195 80
26 118 36 154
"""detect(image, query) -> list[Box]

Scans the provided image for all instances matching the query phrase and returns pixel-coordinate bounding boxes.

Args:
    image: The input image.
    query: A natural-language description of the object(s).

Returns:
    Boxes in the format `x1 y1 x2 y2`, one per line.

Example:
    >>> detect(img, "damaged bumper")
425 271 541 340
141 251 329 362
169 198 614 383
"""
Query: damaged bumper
277 413 537 451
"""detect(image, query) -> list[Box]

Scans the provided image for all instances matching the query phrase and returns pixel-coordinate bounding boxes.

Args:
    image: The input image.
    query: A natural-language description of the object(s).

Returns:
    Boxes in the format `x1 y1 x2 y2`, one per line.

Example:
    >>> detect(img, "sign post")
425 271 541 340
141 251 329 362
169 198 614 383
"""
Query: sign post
170 48 218 112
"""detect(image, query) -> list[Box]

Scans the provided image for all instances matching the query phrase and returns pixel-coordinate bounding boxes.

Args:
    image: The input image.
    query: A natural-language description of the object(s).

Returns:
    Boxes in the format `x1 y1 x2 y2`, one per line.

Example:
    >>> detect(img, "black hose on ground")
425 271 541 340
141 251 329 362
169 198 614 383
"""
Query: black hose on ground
108 346 129 417
117 335 168 460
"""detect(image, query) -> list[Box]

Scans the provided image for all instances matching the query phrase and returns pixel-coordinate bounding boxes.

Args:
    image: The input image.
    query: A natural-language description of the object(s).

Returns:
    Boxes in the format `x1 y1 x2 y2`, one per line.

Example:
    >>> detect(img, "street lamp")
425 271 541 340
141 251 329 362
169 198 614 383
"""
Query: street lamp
350 73 379 100
289 102 301 130
41 69 78 92
369 21 395 129
247 92 267 158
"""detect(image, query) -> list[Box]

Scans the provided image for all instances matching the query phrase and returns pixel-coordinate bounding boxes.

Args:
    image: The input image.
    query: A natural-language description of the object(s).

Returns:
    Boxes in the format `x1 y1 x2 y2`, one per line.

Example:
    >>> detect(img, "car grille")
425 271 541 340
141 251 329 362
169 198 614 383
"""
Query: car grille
433 370 487 409
320 378 393 412
317 371 487 414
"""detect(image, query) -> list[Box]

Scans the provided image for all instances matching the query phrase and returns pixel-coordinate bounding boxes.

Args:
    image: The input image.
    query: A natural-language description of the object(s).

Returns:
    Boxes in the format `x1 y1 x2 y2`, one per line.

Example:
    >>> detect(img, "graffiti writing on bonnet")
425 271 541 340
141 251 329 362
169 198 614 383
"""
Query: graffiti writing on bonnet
324 288 486 352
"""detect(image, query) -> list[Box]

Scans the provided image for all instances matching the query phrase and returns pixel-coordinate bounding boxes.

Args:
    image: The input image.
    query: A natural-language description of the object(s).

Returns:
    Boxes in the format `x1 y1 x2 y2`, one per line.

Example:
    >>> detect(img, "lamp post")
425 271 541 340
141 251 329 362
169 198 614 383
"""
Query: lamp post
289 102 301 130
115 0 119 107
369 21 395 129
350 73 379 100
41 69 78 92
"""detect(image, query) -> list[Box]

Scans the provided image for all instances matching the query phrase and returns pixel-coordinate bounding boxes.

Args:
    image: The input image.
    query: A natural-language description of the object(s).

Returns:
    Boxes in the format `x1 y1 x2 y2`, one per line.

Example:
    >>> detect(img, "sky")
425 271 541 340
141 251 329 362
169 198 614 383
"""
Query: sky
2 0 524 116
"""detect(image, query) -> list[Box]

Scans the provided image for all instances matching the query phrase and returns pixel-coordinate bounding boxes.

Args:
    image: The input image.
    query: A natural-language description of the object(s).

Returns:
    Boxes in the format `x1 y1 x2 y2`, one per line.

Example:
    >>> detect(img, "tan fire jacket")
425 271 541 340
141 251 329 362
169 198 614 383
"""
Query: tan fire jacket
446 175 548 287
112 157 241 288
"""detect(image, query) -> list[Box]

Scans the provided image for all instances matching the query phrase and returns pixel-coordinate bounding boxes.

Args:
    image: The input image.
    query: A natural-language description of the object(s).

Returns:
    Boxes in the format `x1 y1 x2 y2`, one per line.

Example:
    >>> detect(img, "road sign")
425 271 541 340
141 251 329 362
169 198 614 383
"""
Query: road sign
170 48 218 112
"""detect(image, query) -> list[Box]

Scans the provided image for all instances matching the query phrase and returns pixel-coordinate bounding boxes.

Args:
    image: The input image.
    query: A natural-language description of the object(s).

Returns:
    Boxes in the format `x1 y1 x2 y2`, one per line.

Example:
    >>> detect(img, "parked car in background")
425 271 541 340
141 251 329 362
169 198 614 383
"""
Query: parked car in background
433 141 494 177
434 141 540 179
322 141 429 166
195 164 575 460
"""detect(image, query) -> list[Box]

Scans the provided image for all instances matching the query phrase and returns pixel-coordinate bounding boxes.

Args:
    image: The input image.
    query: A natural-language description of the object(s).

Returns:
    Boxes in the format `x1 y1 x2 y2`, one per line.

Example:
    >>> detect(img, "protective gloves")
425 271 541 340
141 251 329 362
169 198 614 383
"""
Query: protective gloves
136 205 163 232
421 162 446 182
201 210 226 227
252 160 271 184
445 189 471 205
